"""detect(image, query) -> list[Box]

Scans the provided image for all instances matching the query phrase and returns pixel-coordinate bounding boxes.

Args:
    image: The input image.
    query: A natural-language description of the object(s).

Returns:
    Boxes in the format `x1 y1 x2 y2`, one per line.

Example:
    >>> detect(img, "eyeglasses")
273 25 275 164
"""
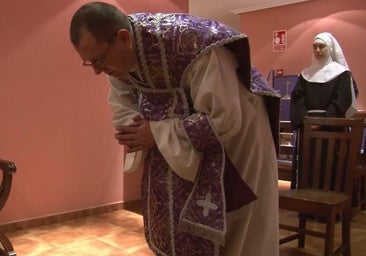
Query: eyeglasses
83 34 117 68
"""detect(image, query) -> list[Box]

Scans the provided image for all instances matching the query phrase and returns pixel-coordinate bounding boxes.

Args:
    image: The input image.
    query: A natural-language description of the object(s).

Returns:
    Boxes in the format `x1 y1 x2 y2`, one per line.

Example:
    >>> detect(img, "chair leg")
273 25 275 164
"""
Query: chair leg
352 179 359 207
324 217 335 256
342 210 352 256
0 233 16 256
361 176 366 210
298 213 306 248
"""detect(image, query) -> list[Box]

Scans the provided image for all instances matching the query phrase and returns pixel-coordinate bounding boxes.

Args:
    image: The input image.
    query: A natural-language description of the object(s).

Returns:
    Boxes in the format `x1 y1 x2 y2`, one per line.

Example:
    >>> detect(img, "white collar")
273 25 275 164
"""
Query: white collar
302 61 348 83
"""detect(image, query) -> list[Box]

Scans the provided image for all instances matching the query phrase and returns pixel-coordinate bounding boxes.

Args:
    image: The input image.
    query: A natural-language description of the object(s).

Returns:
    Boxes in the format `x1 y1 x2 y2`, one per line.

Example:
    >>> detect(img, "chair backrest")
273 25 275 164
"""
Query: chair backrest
351 111 366 154
299 117 364 197
361 126 366 154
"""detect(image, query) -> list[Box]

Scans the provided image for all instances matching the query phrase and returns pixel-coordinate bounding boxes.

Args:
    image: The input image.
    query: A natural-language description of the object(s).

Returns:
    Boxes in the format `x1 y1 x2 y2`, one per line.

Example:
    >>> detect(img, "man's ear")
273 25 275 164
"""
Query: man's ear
116 29 132 45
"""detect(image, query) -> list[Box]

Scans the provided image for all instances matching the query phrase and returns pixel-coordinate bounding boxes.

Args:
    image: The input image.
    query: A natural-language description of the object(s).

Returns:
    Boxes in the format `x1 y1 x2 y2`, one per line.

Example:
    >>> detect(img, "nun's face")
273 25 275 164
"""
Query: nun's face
312 38 330 60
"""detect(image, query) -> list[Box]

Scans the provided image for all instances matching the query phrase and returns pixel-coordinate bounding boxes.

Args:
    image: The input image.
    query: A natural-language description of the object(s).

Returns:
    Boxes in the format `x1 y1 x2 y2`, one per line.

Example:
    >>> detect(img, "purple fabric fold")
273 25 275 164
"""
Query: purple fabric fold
180 113 256 245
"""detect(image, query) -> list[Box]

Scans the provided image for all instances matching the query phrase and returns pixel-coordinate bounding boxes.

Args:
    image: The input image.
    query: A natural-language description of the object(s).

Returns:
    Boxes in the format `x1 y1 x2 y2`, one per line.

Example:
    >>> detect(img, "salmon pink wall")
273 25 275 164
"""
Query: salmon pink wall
0 0 187 224
239 0 366 110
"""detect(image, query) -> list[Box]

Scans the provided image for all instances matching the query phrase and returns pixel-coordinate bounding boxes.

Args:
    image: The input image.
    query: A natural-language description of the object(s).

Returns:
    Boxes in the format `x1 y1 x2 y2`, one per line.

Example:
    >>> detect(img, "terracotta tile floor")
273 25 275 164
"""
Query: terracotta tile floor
5 210 153 256
4 183 366 255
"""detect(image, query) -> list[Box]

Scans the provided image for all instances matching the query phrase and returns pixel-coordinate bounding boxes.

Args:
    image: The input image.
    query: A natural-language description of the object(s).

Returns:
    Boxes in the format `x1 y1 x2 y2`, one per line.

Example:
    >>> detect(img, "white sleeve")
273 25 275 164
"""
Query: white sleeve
189 47 244 142
150 47 245 181
107 75 146 173
107 75 140 127
150 119 202 181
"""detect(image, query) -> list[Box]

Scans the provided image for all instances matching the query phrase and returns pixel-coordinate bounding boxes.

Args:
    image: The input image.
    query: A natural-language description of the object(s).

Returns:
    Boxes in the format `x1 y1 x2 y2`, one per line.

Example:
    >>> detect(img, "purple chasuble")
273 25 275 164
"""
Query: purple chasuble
117 13 280 255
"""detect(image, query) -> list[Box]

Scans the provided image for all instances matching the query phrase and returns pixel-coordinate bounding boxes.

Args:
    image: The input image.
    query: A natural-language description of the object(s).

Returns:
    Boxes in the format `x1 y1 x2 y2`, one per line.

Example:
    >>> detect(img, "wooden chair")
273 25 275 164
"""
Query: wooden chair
351 111 366 210
279 117 364 256
0 159 17 256
357 153 366 210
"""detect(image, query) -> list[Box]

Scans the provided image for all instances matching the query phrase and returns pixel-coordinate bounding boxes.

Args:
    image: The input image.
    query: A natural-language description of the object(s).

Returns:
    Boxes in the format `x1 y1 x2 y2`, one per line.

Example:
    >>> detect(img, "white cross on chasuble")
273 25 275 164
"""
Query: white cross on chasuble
196 193 218 217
